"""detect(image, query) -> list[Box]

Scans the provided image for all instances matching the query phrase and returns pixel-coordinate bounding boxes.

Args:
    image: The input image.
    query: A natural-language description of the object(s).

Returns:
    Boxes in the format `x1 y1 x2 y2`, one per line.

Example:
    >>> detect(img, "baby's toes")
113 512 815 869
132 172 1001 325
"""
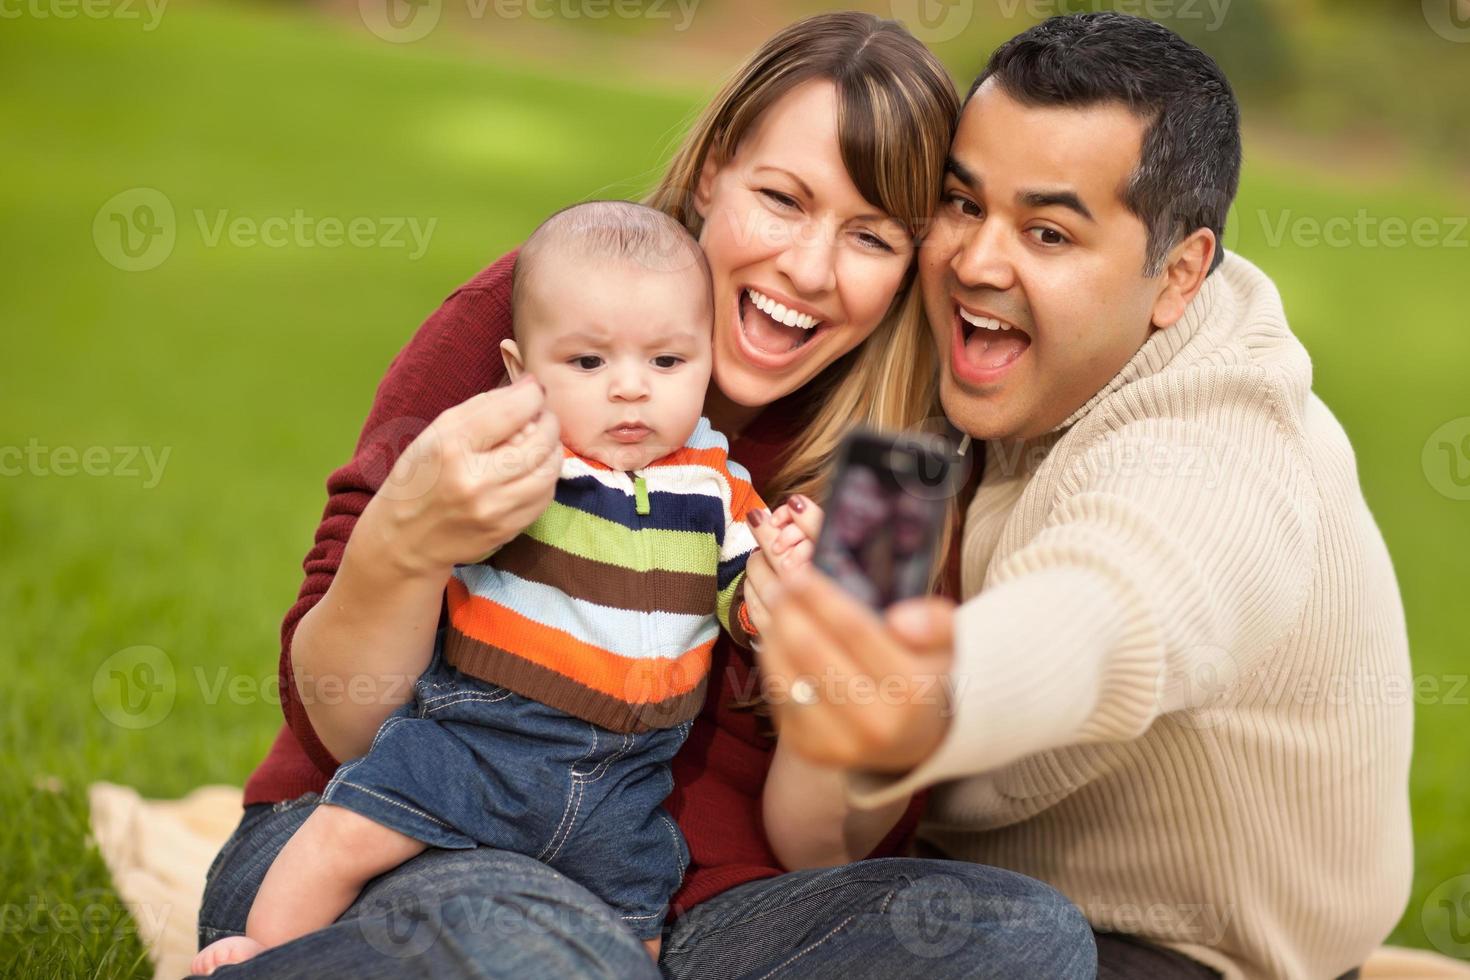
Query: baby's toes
191 935 265 975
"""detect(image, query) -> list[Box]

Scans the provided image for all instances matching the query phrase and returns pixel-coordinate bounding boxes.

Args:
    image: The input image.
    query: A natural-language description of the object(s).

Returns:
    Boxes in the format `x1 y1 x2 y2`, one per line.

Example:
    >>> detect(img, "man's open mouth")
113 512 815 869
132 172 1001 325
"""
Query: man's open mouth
736 286 827 363
954 304 1031 381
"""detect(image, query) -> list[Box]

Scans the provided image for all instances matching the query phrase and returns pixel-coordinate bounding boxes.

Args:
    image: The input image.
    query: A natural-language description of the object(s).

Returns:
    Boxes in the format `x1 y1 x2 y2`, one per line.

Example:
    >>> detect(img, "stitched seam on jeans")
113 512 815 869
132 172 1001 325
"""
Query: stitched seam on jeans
420 689 512 709
656 809 689 879
539 724 602 860
670 874 908 945
334 781 458 831
619 909 662 921
539 779 584 863
752 914 856 980
545 730 632 864
576 731 635 784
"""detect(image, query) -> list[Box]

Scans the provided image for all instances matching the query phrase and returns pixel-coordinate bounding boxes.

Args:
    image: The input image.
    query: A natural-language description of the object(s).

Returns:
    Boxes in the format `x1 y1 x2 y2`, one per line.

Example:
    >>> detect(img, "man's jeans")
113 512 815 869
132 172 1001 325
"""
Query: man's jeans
194 792 1097 978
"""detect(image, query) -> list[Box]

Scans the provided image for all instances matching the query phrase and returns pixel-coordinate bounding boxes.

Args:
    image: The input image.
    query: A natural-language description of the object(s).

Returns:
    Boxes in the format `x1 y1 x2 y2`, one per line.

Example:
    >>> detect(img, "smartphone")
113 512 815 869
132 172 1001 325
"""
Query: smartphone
812 427 956 609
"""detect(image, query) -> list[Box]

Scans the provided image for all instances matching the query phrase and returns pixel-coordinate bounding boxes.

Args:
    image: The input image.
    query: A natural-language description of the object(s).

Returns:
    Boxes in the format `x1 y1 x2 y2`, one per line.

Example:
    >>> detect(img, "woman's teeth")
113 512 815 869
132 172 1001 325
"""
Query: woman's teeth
747 288 820 330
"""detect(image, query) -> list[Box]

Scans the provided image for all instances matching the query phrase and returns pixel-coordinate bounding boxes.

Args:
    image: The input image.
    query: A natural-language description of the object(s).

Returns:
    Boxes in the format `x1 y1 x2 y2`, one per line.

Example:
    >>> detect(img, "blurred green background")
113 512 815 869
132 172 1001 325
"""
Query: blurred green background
1 0 1467 975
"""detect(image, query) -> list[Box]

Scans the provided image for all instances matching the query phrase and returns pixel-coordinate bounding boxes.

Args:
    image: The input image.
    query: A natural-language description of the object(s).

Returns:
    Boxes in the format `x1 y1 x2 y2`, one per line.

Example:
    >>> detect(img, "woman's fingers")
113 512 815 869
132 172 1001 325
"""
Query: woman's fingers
780 495 825 542
746 508 780 552
743 551 777 634
452 376 548 454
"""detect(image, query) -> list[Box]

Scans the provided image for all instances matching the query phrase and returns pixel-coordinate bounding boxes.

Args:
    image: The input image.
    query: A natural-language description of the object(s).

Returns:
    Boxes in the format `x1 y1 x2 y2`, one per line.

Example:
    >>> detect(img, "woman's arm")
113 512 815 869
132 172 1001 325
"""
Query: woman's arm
763 735 912 870
278 252 560 768
743 499 910 868
288 379 558 762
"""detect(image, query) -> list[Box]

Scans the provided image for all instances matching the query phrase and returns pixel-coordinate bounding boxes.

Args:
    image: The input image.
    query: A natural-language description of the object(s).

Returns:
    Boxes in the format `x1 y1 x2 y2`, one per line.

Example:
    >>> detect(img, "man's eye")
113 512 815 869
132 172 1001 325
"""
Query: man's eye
946 192 982 218
1029 227 1069 246
653 355 683 368
571 356 603 370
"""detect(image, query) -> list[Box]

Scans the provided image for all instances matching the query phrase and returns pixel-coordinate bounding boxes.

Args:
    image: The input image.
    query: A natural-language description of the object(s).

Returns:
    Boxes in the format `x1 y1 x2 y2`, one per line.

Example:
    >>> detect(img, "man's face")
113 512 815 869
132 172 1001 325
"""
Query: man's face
920 80 1170 442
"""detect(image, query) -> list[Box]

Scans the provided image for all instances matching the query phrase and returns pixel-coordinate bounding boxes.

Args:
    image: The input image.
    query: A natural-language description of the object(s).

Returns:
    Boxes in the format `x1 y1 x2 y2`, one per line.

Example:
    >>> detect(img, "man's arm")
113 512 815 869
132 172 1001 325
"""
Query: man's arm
764 421 1317 808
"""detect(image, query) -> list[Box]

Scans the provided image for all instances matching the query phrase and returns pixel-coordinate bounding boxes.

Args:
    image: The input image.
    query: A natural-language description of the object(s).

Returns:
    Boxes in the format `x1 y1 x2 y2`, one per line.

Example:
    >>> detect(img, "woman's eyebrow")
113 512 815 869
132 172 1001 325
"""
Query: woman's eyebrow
754 165 893 225
753 165 815 198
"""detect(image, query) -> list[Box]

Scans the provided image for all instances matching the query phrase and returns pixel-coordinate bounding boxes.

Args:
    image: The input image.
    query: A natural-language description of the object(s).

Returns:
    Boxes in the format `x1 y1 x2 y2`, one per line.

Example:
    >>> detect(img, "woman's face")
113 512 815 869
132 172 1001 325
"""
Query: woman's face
695 79 915 408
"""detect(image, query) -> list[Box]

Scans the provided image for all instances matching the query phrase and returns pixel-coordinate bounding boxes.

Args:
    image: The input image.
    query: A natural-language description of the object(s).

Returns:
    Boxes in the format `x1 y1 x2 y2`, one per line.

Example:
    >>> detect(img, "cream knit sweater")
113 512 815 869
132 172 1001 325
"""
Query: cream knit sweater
850 252 1414 979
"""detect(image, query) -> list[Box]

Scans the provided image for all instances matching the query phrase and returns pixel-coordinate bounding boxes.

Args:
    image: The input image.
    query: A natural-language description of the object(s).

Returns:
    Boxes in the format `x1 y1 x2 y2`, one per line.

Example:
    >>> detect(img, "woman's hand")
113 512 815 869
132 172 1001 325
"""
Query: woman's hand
360 374 562 579
291 376 561 764
743 495 822 635
757 561 958 773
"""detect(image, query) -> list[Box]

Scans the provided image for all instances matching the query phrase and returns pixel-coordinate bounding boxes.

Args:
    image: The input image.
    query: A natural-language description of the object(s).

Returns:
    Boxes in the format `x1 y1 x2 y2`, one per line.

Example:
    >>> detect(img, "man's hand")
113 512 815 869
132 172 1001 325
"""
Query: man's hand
756 554 959 773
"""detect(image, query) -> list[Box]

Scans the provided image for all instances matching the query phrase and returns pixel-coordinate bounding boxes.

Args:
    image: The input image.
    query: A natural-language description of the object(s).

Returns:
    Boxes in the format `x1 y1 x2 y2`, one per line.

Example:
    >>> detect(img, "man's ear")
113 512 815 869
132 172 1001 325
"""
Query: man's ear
693 149 725 220
499 338 525 383
1151 228 1215 329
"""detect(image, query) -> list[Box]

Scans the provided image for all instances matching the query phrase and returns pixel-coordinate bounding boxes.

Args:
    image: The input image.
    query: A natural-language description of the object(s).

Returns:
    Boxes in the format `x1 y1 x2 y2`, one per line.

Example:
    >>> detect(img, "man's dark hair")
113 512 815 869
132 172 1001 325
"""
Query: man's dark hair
971 12 1241 276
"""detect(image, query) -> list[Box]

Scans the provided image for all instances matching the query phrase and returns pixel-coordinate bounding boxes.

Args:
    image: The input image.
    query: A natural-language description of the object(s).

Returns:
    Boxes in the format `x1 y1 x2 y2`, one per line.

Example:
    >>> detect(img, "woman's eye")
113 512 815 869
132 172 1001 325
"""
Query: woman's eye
571 356 603 370
760 189 799 210
945 192 983 218
855 230 895 253
653 355 683 369
1029 227 1069 246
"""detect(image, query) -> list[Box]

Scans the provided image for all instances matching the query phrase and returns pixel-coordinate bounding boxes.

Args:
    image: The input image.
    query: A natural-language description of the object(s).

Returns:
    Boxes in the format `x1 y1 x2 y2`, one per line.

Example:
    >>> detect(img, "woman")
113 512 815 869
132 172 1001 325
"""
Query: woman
196 13 1096 978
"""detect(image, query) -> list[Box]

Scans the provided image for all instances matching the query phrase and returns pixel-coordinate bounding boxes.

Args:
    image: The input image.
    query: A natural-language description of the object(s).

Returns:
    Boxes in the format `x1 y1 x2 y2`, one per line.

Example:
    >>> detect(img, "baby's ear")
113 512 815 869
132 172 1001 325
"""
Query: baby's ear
499 339 525 383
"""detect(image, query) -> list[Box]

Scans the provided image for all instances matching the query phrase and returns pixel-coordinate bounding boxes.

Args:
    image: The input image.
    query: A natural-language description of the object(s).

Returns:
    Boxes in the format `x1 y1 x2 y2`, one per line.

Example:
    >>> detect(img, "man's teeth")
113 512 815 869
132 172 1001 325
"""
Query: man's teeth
958 308 1013 333
747 288 819 330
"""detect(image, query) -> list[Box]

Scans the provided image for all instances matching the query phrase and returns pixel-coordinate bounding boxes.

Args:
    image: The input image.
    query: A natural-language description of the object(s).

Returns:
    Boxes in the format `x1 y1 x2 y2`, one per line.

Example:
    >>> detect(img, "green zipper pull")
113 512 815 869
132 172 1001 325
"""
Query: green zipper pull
634 473 650 515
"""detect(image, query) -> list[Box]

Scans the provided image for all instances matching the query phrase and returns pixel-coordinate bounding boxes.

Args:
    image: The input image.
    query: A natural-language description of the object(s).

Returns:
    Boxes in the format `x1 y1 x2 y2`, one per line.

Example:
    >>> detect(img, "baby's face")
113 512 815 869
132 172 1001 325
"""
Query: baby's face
513 258 713 471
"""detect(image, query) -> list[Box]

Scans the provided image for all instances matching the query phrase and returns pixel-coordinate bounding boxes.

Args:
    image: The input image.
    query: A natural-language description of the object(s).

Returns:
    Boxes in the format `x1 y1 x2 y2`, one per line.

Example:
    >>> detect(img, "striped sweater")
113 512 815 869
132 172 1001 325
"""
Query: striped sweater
444 417 764 733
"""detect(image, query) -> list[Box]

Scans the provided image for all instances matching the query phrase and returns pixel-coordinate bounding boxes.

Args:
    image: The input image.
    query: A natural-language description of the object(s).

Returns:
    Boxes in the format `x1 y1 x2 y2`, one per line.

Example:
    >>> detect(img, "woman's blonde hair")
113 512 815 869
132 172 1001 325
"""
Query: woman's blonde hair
643 11 959 505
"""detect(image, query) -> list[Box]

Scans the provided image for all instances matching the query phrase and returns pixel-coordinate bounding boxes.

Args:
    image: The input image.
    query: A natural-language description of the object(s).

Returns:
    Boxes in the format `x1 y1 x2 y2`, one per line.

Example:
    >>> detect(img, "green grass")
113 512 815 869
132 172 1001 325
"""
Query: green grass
1 3 1466 975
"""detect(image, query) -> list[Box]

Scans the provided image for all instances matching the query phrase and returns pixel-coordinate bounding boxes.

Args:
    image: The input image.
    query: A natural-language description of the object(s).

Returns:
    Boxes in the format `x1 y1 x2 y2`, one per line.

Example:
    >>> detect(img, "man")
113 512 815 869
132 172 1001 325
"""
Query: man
758 13 1413 979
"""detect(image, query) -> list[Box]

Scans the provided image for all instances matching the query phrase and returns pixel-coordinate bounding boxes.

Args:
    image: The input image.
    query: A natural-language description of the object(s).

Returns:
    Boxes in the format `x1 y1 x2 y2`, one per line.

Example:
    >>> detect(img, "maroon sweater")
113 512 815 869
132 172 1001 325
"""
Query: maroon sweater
241 250 925 914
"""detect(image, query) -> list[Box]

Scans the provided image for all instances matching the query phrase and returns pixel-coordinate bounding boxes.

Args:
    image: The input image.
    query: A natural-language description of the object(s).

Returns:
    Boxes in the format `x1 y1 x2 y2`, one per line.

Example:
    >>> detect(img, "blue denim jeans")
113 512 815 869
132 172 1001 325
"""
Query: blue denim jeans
320 645 689 938
195 793 1098 978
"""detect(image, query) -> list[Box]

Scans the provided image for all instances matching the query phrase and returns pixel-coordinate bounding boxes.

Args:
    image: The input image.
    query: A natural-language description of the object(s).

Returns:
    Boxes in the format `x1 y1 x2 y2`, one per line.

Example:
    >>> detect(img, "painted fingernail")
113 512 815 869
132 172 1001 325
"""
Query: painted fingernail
789 495 807 513
746 509 765 528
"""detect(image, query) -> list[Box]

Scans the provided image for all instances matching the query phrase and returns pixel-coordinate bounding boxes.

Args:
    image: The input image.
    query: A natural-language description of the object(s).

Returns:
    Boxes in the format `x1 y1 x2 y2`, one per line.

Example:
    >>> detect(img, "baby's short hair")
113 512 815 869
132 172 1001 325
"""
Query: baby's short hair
511 200 711 329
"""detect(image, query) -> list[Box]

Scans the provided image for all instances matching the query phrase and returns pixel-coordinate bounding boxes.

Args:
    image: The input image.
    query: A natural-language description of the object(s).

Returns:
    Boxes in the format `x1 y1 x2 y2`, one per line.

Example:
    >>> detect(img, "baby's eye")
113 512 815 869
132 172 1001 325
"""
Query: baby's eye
571 355 603 370
653 355 683 369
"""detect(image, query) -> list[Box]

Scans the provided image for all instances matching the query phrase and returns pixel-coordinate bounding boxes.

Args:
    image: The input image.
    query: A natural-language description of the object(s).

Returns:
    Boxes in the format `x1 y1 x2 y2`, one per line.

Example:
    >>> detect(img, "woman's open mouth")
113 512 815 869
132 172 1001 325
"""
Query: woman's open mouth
733 286 829 369
950 303 1031 387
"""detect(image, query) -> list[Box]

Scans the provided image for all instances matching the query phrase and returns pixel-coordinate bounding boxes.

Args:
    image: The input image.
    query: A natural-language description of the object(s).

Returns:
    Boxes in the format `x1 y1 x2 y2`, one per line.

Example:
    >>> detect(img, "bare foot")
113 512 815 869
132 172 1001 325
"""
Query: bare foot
191 935 265 976
643 936 662 961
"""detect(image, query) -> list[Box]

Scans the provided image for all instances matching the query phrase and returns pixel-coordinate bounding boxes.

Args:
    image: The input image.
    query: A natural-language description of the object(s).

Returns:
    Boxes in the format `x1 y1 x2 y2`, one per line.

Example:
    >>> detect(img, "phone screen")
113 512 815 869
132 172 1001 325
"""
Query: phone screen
813 428 955 609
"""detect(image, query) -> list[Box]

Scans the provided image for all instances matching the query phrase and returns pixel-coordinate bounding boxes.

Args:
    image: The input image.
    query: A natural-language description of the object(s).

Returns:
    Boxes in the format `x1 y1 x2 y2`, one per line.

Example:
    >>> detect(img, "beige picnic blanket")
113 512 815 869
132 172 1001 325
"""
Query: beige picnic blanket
87 781 1469 980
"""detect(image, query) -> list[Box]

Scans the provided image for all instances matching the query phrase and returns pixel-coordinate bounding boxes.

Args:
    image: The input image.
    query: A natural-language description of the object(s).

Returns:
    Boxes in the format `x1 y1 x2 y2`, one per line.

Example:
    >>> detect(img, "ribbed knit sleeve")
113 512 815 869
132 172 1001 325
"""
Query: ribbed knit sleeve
852 411 1317 808
278 250 519 775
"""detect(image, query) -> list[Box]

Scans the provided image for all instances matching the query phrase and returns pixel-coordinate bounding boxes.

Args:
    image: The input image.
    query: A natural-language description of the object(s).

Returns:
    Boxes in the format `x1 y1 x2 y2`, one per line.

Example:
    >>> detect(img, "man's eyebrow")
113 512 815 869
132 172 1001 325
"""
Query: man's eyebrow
1018 189 1095 223
945 156 980 189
